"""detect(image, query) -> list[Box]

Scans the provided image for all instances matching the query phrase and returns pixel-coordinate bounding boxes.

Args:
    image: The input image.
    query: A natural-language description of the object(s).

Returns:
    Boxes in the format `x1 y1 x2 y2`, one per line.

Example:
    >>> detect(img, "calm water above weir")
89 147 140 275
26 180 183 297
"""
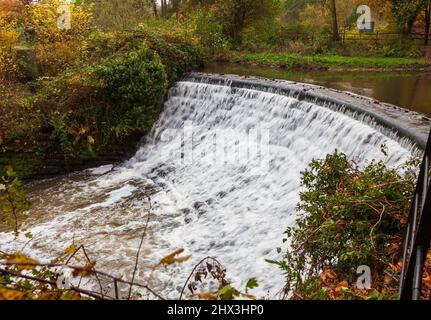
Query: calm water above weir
204 63 431 116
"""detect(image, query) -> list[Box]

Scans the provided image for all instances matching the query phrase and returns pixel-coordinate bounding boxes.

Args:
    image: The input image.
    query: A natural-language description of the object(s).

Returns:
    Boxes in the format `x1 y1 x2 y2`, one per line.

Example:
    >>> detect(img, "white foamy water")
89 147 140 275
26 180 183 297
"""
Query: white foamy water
0 80 414 299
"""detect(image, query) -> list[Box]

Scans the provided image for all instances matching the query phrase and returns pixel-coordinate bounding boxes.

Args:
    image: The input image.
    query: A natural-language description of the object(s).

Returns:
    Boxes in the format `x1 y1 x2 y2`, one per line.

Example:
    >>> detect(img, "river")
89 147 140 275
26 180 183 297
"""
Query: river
0 72 422 299
204 62 431 116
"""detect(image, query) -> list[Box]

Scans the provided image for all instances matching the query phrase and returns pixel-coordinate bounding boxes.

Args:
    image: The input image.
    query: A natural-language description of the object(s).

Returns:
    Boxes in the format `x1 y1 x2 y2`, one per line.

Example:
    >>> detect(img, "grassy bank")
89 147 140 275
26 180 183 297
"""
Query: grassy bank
229 52 431 71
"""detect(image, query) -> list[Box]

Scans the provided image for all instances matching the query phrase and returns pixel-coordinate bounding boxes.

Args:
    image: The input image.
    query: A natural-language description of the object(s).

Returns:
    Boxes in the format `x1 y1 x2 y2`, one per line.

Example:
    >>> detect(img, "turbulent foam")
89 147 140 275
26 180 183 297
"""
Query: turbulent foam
0 81 413 299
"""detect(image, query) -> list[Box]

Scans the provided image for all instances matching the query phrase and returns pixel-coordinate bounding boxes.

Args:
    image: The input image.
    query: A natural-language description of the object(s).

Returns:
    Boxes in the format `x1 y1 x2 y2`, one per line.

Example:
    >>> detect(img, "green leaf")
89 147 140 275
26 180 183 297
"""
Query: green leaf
245 277 259 291
218 285 238 300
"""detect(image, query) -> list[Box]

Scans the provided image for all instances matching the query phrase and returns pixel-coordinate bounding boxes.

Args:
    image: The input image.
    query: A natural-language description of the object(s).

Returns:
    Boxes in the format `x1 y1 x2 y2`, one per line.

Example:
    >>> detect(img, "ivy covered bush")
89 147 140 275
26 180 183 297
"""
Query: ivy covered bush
32 38 199 160
86 26 204 83
269 150 418 300
1 30 203 178
92 44 168 133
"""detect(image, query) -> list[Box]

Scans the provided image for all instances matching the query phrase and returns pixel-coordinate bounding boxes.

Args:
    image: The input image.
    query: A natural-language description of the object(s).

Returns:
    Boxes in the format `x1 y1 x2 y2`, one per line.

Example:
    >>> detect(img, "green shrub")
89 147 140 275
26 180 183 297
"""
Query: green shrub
0 166 30 236
93 44 167 114
137 29 203 82
2 28 203 178
38 44 169 155
186 9 230 58
268 150 418 299
86 27 204 83
379 39 422 58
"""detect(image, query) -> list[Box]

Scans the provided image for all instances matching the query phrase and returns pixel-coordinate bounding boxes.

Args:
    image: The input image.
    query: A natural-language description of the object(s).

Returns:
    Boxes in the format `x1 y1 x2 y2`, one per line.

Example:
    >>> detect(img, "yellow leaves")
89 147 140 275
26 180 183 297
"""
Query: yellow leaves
19 0 93 75
191 292 219 300
87 135 95 145
26 0 92 43
68 126 96 147
64 244 78 256
67 74 82 86
191 291 256 300
159 249 191 268
388 262 402 273
72 261 96 278
59 291 82 300
423 272 431 289
240 292 256 300
335 281 349 293
7 253 38 270
79 127 89 135
0 288 27 300
0 27 19 79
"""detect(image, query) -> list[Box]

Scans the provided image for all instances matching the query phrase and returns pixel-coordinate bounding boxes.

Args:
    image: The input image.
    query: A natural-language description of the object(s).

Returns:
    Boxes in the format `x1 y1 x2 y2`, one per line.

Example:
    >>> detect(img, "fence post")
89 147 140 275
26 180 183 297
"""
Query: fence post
412 246 425 300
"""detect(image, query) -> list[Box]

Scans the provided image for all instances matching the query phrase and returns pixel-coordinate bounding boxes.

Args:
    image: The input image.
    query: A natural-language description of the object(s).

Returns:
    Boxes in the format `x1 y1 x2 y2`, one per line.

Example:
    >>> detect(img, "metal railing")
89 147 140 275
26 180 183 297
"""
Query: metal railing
399 129 431 300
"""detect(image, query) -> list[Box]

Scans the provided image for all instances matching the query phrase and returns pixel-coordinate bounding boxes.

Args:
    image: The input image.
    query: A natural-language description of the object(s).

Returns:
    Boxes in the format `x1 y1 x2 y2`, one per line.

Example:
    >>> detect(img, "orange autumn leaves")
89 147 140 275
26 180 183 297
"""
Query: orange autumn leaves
6 253 38 270
158 249 191 268
421 249 431 299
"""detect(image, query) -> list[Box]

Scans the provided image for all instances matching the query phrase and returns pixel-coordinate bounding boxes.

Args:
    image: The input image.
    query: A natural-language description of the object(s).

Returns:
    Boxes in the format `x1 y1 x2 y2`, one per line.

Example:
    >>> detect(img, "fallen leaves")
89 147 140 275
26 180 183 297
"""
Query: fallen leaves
421 247 431 299
423 272 431 289
6 253 38 271
320 268 337 287
0 288 27 300
190 292 218 300
159 249 191 268
64 244 78 256
72 262 96 277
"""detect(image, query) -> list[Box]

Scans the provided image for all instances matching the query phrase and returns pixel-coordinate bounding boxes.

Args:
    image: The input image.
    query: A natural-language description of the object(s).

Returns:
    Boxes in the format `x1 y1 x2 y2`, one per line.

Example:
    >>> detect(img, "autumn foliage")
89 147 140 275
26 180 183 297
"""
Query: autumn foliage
268 150 419 300
0 0 93 79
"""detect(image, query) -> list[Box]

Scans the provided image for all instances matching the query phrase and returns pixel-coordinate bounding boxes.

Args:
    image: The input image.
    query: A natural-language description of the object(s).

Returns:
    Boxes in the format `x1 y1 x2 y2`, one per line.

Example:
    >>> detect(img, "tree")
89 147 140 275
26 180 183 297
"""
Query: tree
390 0 425 36
329 0 340 41
152 0 158 17
425 0 430 45
283 0 320 23
211 0 281 41
172 0 180 20
161 0 168 19
88 0 155 30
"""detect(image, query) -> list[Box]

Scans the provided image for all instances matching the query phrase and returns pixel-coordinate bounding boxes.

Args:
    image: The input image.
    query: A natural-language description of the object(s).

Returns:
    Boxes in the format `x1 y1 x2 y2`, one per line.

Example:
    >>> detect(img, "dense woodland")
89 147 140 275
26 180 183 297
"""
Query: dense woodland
0 0 431 300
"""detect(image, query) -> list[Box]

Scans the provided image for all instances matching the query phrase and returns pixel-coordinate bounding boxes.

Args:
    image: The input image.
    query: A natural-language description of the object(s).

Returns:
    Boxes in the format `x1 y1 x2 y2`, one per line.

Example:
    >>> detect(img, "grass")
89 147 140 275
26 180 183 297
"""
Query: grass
231 52 431 70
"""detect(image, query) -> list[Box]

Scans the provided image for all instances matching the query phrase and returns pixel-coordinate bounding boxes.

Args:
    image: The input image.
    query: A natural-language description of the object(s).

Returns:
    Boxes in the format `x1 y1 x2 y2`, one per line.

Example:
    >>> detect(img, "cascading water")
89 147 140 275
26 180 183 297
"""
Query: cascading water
0 79 416 299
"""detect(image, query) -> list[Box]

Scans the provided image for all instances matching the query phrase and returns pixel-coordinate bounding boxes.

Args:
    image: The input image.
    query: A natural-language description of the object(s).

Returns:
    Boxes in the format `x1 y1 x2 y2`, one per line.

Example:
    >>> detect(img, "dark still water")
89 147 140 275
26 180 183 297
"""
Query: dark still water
203 62 431 116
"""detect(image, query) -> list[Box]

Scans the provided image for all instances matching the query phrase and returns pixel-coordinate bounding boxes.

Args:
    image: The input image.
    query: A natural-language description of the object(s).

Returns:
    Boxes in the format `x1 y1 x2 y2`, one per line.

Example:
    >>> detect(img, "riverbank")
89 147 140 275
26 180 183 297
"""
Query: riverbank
227 52 431 71
0 29 204 179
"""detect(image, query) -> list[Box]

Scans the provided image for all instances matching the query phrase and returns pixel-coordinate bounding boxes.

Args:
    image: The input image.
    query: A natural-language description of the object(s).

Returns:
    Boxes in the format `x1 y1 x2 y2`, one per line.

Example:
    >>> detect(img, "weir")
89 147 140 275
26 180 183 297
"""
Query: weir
184 73 431 152
0 74 427 298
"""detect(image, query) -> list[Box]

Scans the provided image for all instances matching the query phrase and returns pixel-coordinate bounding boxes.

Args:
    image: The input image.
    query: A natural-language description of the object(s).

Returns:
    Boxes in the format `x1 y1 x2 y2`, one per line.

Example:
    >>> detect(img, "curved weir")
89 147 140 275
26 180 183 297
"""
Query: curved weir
0 73 428 298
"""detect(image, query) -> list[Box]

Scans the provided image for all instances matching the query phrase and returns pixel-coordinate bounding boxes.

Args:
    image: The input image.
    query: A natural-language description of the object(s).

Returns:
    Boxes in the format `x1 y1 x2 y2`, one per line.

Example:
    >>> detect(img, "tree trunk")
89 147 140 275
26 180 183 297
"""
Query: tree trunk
153 0 158 18
173 0 180 21
425 0 431 45
329 0 340 42
161 0 167 19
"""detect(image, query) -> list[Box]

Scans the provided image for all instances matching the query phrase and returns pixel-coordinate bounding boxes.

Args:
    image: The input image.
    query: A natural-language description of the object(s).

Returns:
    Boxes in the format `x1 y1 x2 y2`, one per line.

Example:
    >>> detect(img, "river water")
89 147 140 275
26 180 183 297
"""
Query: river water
0 76 418 299
204 62 431 116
